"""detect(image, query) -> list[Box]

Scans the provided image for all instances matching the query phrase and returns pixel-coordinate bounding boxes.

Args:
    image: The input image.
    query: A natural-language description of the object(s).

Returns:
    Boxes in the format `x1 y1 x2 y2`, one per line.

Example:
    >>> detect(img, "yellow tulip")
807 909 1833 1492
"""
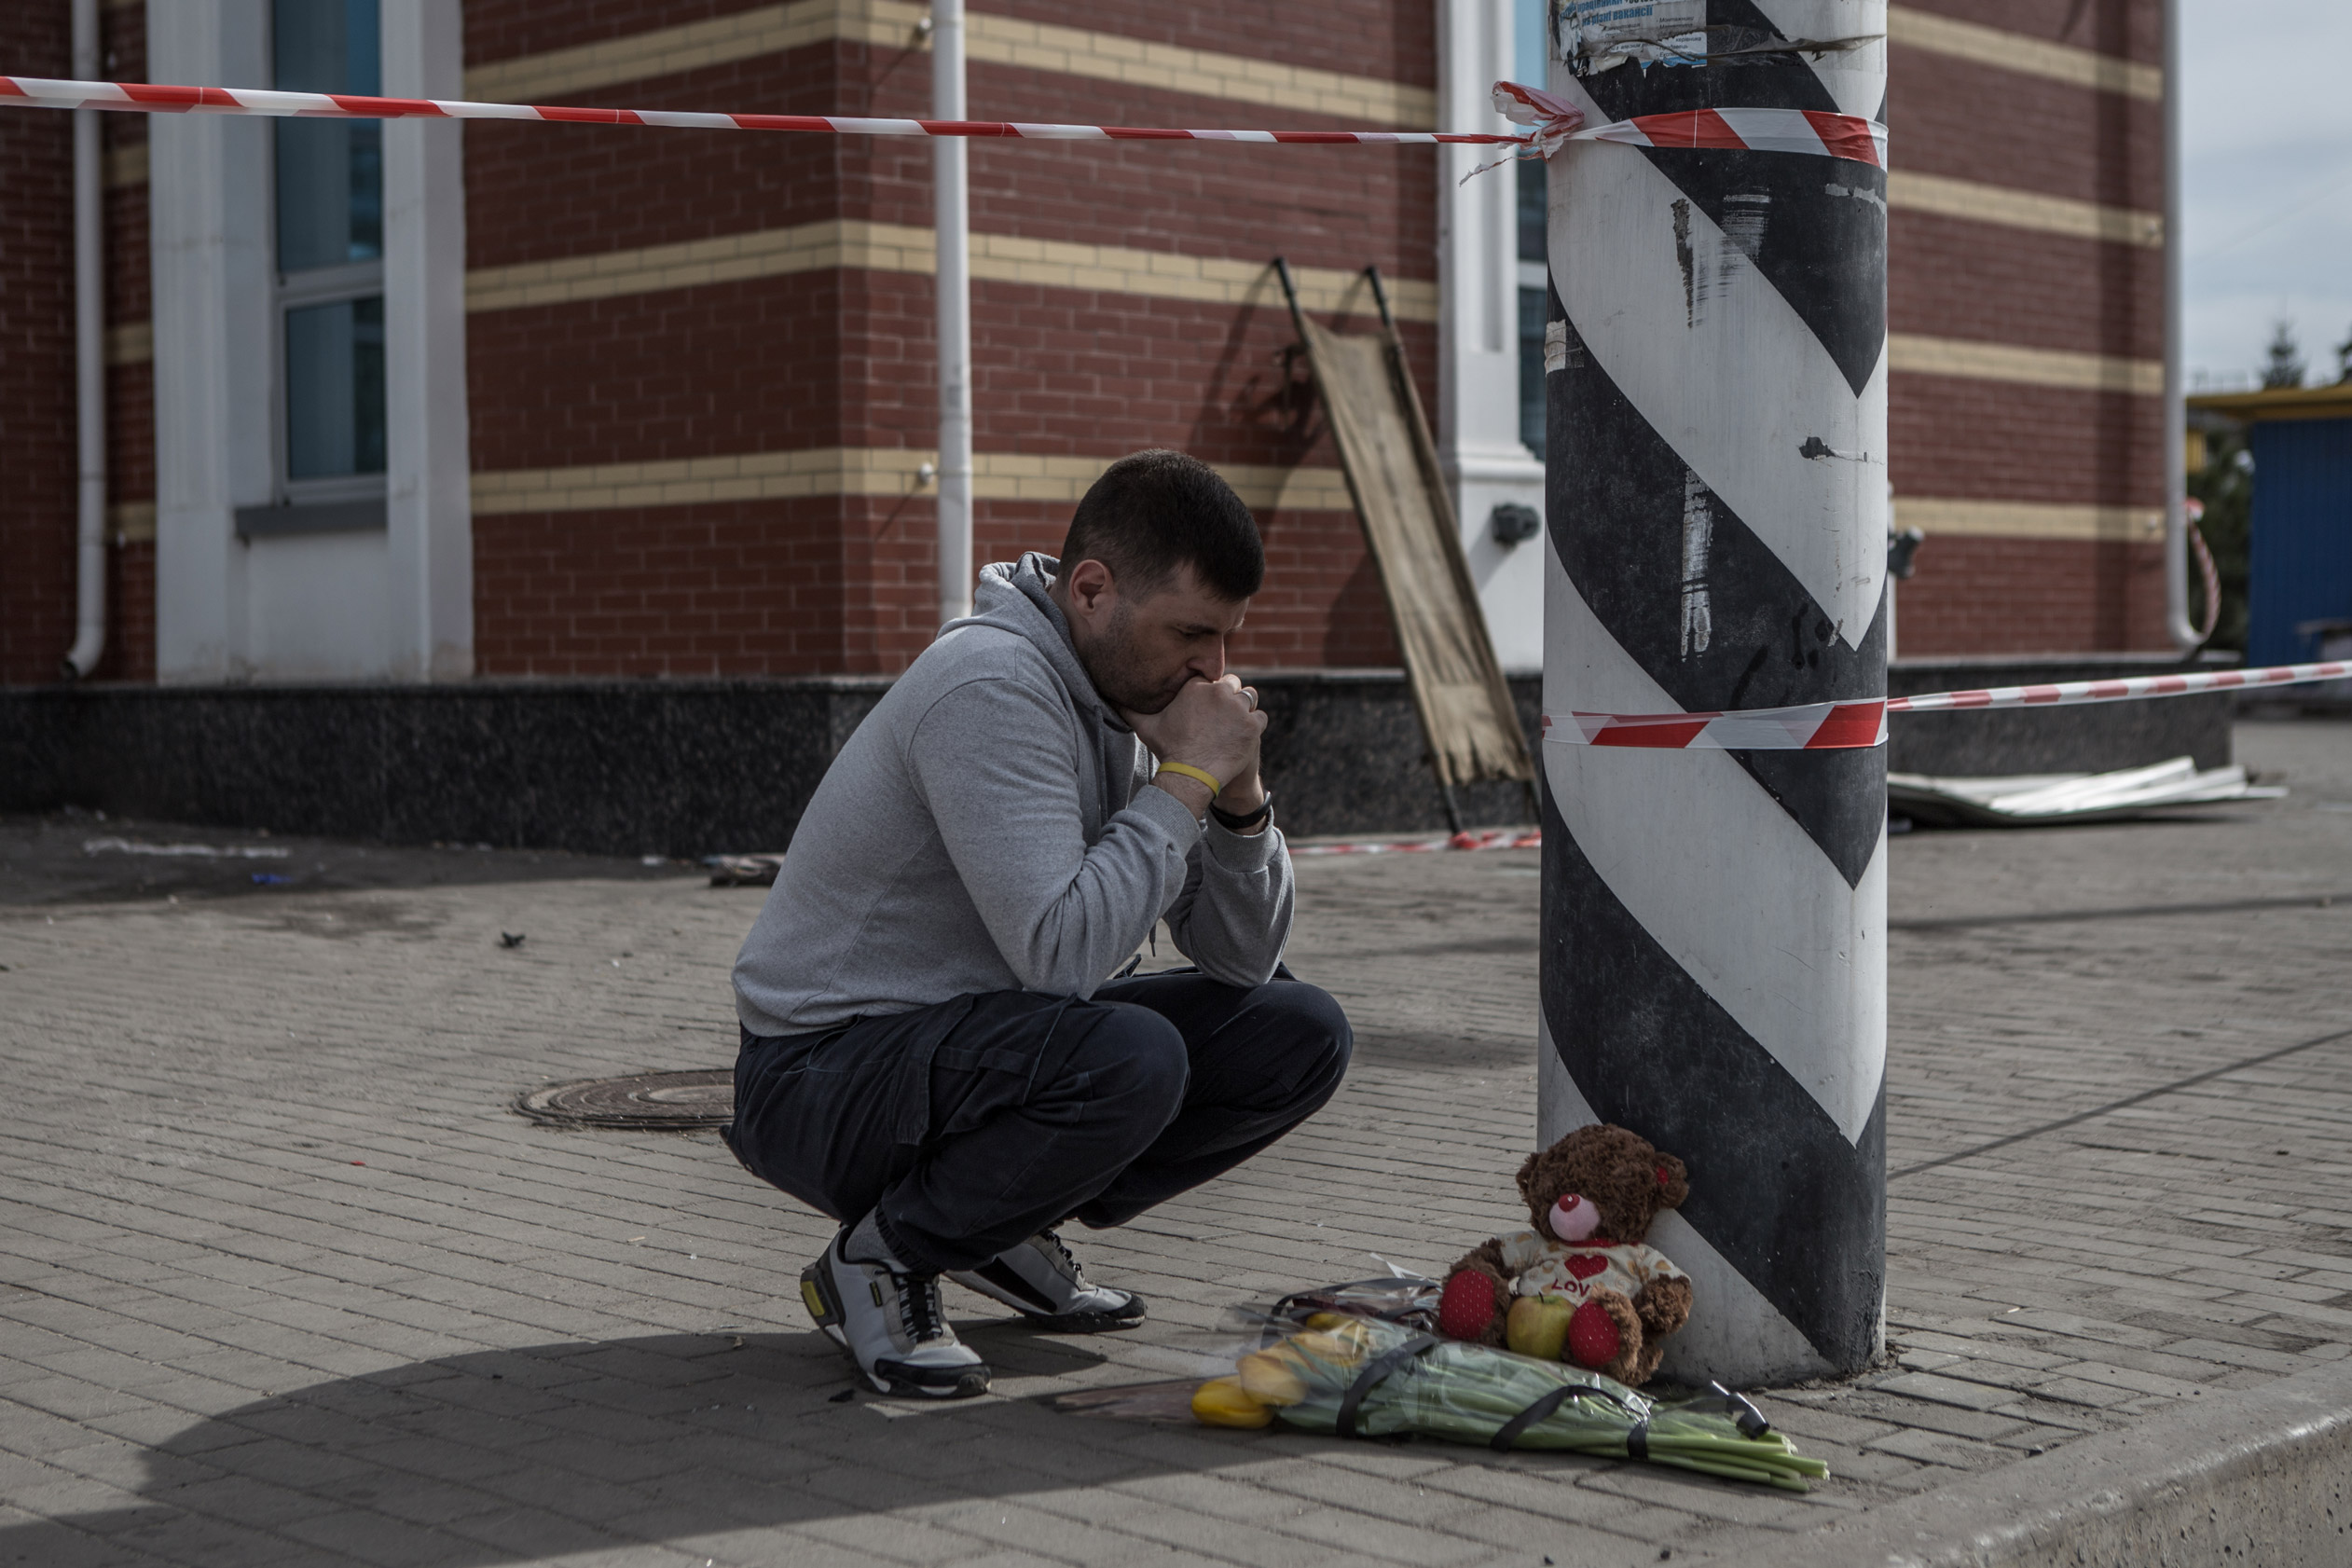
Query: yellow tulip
1191 1375 1275 1428
1294 1325 1371 1368
1236 1347 1311 1405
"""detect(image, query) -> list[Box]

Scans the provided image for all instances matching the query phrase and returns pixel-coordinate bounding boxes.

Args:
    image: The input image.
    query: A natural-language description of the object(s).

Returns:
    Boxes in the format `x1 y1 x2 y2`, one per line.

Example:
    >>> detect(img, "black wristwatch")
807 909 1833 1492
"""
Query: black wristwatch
1209 792 1274 833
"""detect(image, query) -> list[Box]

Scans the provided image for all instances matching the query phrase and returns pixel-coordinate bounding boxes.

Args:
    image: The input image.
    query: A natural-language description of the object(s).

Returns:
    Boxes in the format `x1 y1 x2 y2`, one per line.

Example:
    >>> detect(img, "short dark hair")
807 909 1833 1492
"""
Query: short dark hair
1059 450 1264 601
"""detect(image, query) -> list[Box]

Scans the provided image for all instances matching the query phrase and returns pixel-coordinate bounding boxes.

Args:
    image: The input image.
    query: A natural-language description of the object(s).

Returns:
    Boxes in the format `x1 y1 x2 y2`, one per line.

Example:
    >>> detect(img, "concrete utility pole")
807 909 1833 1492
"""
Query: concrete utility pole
932 0 974 626
1536 1 1890 1384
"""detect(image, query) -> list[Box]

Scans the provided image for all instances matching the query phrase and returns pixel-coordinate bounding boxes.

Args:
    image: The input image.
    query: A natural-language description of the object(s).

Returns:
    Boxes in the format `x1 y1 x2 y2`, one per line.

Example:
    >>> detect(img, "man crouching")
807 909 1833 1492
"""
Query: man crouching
726 449 1352 1397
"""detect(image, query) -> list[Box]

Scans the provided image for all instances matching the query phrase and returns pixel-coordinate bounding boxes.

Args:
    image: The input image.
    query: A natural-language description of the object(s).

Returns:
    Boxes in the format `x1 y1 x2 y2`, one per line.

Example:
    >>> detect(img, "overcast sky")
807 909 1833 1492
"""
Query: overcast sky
2183 0 2352 388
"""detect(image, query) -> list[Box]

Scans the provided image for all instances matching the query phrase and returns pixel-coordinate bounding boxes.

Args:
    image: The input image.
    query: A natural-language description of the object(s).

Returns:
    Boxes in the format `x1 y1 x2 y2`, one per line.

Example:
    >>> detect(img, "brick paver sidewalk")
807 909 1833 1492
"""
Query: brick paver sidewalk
2 718 2347 1566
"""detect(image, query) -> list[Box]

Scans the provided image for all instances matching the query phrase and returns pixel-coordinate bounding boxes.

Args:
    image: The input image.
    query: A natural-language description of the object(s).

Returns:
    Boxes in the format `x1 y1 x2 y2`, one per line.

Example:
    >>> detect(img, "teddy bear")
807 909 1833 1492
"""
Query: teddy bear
1435 1123 1694 1386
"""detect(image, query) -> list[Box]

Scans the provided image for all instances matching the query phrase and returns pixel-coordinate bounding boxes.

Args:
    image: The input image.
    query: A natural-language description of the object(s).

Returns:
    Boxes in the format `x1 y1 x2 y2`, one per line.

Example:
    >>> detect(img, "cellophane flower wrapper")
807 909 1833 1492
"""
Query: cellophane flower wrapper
1231 1286 1827 1492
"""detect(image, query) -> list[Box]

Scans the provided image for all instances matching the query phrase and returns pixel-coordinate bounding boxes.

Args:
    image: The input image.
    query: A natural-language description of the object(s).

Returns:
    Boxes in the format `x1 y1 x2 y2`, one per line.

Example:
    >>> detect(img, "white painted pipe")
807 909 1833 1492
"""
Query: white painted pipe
64 0 107 680
932 0 974 626
2160 0 2198 652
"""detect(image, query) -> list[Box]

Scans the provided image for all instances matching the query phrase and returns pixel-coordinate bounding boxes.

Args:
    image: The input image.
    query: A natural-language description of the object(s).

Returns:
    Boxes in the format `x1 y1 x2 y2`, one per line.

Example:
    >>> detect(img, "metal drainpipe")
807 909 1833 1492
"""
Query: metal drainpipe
933 0 974 627
2161 0 2200 652
63 0 108 679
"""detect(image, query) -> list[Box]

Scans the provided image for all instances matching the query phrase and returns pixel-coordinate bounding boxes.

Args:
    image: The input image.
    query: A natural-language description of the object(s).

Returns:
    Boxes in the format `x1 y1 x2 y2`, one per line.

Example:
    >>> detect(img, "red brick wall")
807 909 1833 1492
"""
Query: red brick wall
1896 537 2167 656
0 7 76 687
1900 0 2157 64
0 4 153 688
1887 0 2168 654
463 18 1437 677
103 1 155 683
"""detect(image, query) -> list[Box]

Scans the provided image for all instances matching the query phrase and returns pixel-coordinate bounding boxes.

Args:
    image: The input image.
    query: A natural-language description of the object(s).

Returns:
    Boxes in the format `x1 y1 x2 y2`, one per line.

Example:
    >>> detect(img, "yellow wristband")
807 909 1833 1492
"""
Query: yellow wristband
1155 762 1224 796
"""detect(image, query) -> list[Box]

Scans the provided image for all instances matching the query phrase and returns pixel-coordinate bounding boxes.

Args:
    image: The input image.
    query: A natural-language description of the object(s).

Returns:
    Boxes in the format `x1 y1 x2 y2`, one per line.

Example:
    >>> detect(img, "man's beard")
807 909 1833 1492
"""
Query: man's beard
1079 600 1183 715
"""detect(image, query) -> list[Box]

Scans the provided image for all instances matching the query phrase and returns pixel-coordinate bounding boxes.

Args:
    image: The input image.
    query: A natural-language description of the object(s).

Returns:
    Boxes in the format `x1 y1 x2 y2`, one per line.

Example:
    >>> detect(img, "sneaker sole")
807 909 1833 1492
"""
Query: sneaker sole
1017 1300 1148 1334
871 1361 992 1399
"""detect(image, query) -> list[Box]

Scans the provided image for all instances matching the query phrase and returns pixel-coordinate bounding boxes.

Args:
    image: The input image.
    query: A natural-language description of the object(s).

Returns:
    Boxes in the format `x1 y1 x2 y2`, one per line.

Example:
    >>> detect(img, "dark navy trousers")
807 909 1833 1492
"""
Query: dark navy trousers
723 968 1352 1273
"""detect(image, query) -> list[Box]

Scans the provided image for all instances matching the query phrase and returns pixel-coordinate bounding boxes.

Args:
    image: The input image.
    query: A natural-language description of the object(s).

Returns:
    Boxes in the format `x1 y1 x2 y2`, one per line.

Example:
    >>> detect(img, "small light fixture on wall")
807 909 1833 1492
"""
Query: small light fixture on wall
1490 502 1541 547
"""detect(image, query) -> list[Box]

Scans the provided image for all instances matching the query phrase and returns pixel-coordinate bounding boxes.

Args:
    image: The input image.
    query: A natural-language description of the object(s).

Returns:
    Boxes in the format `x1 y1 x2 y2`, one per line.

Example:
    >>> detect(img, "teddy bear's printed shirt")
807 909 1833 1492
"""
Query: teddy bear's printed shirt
1494 1231 1687 1305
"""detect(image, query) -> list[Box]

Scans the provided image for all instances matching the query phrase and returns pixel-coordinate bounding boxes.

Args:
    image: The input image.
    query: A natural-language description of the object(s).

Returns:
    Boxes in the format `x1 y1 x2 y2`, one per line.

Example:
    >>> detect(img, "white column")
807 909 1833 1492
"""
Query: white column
148 0 274 683
66 0 108 679
1437 0 1545 671
2159 0 2196 651
382 0 475 681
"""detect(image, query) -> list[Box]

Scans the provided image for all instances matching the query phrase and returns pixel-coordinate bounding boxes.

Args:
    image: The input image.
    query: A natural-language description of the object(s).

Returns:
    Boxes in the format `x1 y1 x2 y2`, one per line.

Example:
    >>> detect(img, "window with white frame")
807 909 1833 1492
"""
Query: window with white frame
272 0 385 503
1515 0 1549 461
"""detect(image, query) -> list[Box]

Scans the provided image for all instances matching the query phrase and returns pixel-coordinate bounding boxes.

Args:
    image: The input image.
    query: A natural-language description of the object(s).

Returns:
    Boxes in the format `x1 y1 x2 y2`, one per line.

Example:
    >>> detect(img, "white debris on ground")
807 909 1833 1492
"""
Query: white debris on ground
79 836 292 859
1889 755 2285 828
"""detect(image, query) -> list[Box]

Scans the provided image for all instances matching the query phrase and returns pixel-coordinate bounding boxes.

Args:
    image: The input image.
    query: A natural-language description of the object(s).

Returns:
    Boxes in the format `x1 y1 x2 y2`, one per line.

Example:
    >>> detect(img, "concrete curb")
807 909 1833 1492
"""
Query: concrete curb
1749 1355 2352 1567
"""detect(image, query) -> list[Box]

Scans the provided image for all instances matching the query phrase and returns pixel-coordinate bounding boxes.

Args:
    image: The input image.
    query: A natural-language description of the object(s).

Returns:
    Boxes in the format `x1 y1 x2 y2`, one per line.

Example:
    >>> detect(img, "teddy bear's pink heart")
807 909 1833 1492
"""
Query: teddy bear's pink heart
1564 1254 1607 1281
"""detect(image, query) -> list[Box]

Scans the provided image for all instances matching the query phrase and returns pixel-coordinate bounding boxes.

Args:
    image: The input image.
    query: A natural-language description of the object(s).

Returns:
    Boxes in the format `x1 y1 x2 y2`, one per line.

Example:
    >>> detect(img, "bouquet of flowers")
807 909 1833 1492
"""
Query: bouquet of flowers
1190 1280 1827 1492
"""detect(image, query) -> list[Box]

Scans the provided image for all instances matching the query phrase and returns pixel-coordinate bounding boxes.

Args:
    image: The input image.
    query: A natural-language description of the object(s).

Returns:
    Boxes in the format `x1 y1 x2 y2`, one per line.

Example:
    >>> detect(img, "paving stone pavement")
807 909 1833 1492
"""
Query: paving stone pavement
2 717 2348 1567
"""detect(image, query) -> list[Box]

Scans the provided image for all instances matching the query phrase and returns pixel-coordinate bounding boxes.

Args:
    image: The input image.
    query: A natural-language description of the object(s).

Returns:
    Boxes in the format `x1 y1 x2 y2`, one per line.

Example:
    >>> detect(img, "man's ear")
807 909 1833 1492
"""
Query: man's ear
1064 557 1115 619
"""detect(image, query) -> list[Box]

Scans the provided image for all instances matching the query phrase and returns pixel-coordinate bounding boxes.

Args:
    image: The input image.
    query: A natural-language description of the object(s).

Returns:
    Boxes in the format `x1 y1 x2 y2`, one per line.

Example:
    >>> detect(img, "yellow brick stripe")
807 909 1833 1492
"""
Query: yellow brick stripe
1889 334 2162 396
464 0 1432 127
470 447 1355 516
1888 7 2162 103
109 502 158 543
465 1 849 103
1894 498 2164 543
1890 171 2161 248
465 219 1434 319
104 322 152 367
103 142 147 189
959 11 1431 125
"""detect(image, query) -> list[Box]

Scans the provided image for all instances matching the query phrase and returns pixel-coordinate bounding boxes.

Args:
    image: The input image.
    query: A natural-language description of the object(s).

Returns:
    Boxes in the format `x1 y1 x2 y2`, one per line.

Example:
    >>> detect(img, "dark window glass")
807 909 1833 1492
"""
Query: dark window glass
273 0 381 272
1518 286 1547 461
1518 159 1547 264
284 296 386 478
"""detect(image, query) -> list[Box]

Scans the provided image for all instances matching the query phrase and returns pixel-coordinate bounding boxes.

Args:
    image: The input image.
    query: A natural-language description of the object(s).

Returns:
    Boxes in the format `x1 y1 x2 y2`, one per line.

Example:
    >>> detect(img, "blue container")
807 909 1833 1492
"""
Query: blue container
2247 416 2352 667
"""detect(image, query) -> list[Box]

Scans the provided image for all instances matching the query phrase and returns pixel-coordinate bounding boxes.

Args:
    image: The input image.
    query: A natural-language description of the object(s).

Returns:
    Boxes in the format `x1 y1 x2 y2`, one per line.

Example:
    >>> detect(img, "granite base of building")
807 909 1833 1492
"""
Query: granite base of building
0 657 2227 858
0 673 1534 857
0 680 893 860
1889 653 2234 777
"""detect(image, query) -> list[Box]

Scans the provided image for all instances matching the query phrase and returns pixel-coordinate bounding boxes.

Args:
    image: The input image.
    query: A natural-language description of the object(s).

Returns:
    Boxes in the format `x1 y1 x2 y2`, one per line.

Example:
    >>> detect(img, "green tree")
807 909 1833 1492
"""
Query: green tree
2336 323 2351 384
2262 321 2304 389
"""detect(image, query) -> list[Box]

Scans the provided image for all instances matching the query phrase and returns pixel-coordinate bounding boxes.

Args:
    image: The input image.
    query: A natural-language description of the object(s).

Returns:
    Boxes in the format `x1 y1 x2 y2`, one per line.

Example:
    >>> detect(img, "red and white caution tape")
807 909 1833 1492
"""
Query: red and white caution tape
1292 829 1541 857
1547 702 1889 751
0 75 1884 169
1546 660 2352 752
1492 81 1884 168
0 75 1513 143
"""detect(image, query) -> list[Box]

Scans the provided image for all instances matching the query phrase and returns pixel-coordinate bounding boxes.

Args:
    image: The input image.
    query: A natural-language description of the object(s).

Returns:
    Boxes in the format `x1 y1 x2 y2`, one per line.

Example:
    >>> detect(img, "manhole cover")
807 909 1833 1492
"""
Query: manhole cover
515 1069 734 1131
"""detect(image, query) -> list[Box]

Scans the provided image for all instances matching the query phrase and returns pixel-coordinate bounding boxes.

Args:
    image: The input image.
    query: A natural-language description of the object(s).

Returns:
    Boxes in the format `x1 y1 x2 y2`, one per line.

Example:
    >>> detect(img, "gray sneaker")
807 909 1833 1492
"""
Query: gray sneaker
800 1217 990 1398
948 1230 1148 1332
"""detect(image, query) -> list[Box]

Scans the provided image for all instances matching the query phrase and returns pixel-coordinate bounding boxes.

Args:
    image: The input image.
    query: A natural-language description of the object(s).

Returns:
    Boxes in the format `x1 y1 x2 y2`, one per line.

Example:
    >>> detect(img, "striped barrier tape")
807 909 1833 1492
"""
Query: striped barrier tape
0 76 1884 169
1292 829 1542 857
1545 660 2352 751
1490 80 1884 167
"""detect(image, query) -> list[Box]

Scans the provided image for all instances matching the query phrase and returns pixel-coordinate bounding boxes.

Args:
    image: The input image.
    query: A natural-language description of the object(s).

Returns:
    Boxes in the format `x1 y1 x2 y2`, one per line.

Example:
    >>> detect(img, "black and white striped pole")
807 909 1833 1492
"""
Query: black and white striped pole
1537 2 1890 1384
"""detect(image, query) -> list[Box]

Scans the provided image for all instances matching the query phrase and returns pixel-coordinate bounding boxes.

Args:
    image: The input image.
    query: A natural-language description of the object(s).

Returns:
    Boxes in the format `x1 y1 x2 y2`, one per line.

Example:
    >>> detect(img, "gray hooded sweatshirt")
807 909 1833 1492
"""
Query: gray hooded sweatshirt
733 553 1294 1035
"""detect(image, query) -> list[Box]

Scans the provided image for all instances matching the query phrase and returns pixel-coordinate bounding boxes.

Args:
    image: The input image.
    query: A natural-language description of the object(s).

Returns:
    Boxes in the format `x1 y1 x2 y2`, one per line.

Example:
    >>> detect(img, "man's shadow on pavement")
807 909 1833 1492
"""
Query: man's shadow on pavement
0 1323 1250 1566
